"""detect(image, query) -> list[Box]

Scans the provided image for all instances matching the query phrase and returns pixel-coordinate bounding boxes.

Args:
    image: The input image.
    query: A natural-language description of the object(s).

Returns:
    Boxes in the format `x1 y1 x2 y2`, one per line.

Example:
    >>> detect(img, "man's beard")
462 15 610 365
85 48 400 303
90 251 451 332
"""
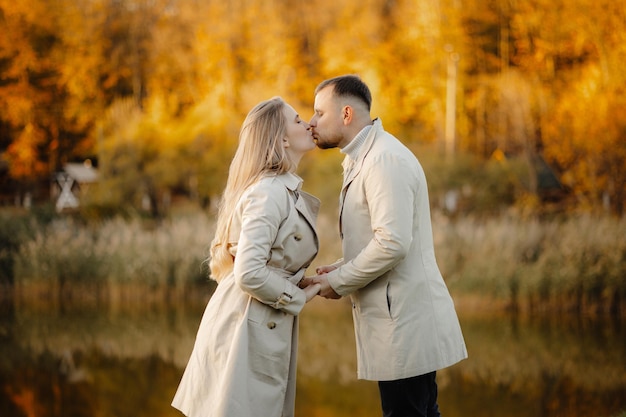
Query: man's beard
315 133 341 149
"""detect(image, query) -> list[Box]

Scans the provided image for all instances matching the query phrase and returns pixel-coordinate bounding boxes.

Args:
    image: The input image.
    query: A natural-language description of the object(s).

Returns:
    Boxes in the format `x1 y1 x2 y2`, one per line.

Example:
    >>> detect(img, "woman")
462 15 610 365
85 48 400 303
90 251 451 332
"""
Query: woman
172 97 321 417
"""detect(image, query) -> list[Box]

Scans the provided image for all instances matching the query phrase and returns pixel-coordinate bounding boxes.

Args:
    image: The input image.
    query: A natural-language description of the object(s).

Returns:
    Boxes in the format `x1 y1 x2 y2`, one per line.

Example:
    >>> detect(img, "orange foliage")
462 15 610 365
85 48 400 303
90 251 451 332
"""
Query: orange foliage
0 0 624 213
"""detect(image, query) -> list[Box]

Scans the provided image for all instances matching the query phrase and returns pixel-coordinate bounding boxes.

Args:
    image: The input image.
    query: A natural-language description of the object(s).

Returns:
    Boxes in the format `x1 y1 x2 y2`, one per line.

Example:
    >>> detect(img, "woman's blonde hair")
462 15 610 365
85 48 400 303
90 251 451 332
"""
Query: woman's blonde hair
209 97 293 282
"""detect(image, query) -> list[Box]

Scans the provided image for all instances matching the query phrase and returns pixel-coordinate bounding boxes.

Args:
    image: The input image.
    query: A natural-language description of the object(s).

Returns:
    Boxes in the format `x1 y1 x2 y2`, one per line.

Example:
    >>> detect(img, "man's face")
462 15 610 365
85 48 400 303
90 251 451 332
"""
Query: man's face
309 86 346 149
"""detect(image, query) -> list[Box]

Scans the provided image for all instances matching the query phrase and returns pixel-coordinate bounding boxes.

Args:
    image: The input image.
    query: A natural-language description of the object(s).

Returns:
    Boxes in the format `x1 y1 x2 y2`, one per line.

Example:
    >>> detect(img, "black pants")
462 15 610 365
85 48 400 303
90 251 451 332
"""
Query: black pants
378 371 441 417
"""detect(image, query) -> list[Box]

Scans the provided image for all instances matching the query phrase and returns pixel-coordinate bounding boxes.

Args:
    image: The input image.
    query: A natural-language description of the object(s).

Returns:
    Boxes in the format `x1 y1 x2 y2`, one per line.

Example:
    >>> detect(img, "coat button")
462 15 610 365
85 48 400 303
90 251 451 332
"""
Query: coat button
267 321 277 329
294 234 302 241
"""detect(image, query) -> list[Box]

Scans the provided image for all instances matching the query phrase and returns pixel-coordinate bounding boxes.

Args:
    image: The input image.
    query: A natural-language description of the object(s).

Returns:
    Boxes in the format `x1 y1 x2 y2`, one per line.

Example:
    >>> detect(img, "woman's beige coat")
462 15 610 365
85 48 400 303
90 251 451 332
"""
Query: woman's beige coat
326 119 467 381
172 172 320 417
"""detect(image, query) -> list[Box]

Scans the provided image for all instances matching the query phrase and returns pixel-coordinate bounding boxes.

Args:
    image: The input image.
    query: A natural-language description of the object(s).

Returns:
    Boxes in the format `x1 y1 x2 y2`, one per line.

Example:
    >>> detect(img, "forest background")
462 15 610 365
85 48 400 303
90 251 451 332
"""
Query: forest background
0 0 625 315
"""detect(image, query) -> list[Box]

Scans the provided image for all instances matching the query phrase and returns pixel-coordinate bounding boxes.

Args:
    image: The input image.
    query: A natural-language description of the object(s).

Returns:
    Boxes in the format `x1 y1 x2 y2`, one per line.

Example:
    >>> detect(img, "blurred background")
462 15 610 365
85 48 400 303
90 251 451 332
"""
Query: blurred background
0 0 624 416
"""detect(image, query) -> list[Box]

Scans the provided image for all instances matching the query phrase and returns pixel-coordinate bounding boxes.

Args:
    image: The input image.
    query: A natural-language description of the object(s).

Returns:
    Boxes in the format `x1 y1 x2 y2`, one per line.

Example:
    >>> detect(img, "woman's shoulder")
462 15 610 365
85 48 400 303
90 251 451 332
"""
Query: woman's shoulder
250 173 287 191
240 174 291 206
237 179 289 224
254 172 301 192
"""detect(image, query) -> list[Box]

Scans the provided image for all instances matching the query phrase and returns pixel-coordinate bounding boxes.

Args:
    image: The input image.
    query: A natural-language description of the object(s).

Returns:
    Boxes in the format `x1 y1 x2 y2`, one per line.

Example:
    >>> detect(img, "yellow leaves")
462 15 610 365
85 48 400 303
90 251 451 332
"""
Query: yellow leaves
0 0 52 29
0 0 624 213
542 62 626 209
6 123 48 180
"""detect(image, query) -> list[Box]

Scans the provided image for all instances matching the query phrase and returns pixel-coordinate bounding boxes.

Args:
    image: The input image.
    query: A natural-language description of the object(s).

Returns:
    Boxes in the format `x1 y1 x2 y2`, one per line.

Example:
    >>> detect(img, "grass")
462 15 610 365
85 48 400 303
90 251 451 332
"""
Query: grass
2 207 625 316
434 213 626 316
6 210 214 308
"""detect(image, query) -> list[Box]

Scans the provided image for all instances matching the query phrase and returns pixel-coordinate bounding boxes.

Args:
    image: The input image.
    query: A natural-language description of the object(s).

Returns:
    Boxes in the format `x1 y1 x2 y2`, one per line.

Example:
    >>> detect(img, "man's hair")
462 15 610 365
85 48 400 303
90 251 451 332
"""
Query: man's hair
315 75 372 111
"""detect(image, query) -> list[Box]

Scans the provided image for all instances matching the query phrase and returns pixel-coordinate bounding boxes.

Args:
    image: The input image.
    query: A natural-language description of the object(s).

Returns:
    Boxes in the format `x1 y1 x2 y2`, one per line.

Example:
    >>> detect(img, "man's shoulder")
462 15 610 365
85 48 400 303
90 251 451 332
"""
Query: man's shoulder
370 131 415 160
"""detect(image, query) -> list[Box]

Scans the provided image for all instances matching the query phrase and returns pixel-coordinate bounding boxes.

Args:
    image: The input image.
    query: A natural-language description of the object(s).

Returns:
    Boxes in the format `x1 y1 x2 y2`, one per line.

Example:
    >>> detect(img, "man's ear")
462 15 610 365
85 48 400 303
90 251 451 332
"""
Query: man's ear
342 106 353 125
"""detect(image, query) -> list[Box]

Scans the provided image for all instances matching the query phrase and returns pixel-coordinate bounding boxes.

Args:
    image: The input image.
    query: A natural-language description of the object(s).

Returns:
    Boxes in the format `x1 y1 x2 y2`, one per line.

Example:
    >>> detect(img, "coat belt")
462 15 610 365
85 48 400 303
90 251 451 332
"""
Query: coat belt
267 265 306 286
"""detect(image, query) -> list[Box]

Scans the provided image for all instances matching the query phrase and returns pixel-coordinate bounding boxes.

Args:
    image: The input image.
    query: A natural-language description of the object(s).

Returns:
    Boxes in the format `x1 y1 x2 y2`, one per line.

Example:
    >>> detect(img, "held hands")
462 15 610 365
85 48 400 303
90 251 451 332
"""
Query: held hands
303 283 321 302
313 274 341 299
299 265 341 300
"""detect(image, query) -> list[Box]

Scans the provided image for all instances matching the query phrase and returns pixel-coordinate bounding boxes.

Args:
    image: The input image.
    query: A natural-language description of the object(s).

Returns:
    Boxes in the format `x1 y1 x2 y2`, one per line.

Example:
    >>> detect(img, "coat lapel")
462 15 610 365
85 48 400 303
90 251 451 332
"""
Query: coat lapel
338 120 381 237
275 172 320 250
295 191 320 232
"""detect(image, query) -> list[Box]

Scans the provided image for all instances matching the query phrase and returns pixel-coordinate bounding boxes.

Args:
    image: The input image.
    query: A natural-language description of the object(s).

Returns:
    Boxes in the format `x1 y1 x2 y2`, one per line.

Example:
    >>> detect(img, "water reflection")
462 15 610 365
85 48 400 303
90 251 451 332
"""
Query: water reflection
0 295 624 417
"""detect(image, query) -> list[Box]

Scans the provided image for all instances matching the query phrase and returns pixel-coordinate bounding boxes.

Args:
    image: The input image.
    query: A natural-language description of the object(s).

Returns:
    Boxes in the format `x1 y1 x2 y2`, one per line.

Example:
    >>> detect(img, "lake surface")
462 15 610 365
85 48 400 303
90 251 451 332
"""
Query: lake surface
0 292 624 417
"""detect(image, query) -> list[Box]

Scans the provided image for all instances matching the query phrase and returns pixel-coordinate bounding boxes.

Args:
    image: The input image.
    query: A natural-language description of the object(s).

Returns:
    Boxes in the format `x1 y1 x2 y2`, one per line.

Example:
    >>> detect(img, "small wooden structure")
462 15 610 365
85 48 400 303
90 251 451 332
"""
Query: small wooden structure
54 161 98 212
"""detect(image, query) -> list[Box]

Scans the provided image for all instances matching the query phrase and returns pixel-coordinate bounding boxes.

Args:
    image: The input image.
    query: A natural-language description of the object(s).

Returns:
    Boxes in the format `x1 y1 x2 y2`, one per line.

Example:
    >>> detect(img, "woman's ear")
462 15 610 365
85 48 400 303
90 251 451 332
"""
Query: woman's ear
282 137 290 148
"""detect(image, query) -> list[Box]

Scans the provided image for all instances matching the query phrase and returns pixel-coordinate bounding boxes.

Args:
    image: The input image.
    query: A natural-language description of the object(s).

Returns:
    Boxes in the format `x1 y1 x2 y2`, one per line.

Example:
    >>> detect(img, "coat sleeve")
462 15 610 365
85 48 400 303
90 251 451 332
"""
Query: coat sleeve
327 151 417 296
233 180 307 316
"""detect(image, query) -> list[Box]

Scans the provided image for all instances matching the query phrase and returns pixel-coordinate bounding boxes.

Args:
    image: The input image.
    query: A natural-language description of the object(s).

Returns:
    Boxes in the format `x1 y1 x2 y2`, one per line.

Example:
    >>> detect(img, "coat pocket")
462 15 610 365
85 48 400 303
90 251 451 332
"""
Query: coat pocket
247 314 291 384
247 297 270 324
357 274 392 320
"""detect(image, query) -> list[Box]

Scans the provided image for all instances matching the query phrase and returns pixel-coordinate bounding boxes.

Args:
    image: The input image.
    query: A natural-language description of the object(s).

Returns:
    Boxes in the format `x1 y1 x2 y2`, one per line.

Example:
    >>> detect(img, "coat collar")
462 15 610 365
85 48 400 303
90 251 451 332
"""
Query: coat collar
272 171 303 192
274 171 320 233
342 118 383 185
338 119 383 238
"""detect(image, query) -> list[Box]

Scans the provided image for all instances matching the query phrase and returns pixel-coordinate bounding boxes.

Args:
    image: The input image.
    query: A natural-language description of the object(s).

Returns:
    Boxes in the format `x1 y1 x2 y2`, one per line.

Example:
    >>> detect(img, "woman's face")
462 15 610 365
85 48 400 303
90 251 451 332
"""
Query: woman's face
283 103 316 159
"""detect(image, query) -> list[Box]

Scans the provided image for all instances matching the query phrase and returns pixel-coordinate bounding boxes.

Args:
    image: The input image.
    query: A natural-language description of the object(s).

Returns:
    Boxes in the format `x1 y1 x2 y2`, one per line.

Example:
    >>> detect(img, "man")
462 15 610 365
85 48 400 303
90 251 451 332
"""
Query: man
304 75 467 417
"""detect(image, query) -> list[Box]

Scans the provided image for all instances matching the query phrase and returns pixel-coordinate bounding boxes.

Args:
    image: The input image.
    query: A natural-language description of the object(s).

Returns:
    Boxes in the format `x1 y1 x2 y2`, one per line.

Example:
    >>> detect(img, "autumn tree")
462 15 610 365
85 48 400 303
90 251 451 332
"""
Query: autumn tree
509 0 626 213
0 0 63 196
1 0 624 214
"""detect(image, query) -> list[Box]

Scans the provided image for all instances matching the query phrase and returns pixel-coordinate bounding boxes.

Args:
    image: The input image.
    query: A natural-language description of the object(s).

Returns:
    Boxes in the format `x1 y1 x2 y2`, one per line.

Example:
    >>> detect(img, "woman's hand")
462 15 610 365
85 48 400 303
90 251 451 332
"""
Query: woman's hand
303 283 321 302
299 271 341 300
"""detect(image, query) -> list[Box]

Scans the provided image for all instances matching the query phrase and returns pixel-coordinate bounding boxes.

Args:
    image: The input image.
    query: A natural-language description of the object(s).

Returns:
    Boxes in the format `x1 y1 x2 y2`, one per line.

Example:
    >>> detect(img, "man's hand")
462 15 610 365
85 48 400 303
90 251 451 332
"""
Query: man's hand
312 273 341 299
315 265 337 275
299 265 340 299
298 276 317 289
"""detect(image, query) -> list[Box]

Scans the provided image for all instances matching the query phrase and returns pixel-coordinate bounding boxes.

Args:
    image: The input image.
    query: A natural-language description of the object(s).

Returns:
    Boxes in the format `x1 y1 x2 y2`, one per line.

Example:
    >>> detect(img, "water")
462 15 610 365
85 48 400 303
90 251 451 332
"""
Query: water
0 294 624 417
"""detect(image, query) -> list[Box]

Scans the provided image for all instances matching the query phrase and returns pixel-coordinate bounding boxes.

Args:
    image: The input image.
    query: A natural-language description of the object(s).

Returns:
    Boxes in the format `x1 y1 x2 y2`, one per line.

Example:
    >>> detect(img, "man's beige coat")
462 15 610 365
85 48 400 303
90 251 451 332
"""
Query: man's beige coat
326 119 467 381
172 173 320 417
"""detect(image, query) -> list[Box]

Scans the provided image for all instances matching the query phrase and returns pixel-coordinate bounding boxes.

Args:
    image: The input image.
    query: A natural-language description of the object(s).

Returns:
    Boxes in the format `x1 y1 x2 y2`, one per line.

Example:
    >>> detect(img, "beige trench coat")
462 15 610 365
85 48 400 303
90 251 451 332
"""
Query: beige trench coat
326 119 467 381
172 172 320 417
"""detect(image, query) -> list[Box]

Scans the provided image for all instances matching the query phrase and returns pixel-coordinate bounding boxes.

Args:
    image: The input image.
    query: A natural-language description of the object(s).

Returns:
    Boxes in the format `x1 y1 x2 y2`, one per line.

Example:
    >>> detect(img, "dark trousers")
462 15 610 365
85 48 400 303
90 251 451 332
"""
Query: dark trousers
378 371 441 417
